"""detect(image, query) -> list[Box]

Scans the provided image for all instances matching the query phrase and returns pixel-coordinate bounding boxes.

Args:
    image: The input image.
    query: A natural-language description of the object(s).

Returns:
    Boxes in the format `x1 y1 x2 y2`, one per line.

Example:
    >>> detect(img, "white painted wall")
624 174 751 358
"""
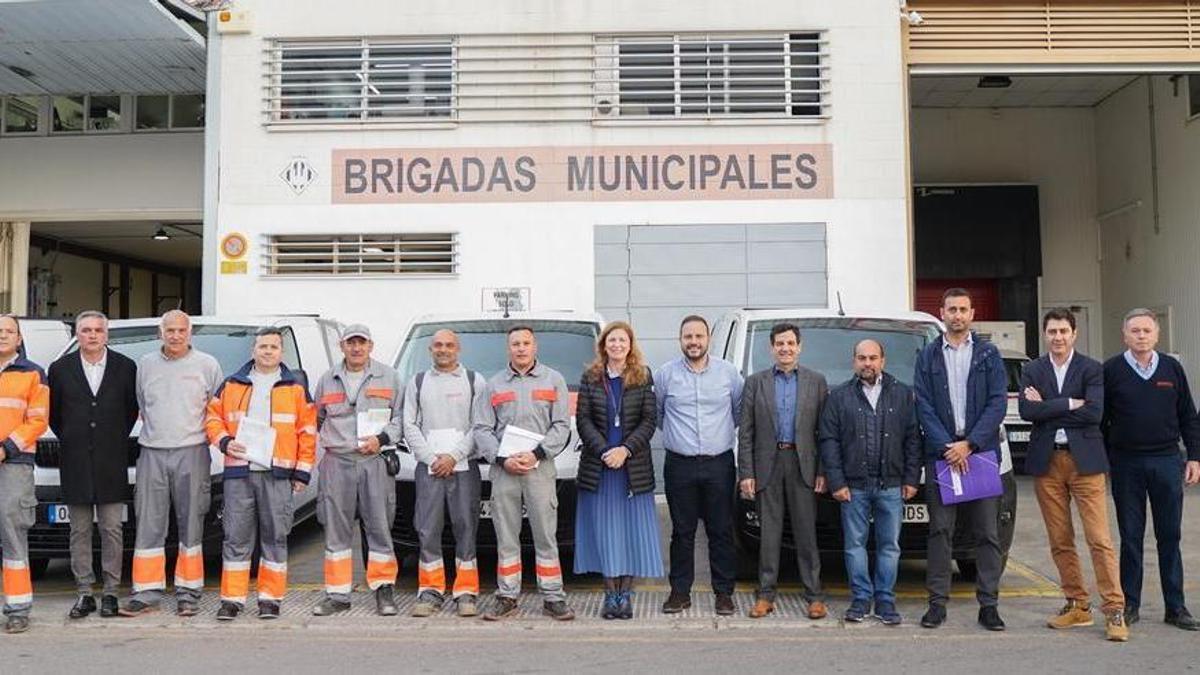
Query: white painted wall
0 133 203 221
910 107 1104 355
211 0 911 355
1096 76 1200 375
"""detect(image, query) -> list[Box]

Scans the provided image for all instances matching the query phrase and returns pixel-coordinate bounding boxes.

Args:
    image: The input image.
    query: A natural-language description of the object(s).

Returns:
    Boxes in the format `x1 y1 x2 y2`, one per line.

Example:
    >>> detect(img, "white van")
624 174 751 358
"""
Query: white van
389 311 603 553
28 315 343 577
18 318 72 370
712 308 1018 578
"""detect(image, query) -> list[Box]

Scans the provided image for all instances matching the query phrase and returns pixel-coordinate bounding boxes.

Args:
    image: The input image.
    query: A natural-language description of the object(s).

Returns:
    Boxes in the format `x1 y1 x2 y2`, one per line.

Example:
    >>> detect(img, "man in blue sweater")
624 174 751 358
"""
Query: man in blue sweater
1103 307 1200 631
913 288 1008 632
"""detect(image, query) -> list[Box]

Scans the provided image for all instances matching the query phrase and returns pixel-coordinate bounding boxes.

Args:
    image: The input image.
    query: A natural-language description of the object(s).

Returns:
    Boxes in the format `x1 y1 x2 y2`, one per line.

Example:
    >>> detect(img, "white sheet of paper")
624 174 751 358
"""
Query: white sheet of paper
499 425 545 467
949 467 964 496
426 428 469 474
235 416 276 470
356 408 391 440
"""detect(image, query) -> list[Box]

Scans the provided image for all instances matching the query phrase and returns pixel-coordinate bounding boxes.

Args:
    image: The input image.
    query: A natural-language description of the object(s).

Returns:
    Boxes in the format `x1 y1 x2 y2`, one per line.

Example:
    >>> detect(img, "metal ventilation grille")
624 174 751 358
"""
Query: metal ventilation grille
264 32 827 125
907 1 1200 64
594 33 828 119
262 233 458 276
264 38 455 122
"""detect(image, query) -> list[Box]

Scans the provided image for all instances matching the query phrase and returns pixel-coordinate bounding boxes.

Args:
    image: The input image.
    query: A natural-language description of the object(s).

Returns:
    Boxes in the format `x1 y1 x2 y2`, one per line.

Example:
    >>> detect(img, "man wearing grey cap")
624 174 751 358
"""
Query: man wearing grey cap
311 324 404 616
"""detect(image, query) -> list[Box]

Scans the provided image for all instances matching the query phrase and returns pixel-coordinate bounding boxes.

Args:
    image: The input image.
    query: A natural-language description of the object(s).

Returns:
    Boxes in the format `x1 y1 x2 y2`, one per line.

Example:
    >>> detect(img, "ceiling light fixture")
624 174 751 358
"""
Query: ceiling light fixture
152 227 170 241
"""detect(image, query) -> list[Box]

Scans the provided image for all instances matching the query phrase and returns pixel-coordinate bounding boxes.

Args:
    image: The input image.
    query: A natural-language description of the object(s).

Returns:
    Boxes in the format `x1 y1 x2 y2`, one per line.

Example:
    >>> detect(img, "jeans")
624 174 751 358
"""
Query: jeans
840 485 902 605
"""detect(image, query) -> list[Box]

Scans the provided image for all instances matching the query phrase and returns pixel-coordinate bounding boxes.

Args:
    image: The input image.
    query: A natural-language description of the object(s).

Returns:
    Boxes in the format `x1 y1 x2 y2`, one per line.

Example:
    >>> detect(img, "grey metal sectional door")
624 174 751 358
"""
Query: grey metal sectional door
595 222 827 369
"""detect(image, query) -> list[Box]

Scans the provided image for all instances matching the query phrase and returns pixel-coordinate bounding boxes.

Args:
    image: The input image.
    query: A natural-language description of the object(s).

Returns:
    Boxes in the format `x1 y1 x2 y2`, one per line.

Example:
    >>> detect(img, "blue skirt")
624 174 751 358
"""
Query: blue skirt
573 466 664 578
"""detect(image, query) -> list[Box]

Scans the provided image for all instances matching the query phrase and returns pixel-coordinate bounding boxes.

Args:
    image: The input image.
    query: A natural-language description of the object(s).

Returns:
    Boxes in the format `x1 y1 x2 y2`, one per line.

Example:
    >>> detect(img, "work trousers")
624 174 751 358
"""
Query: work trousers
0 463 34 617
491 458 564 602
317 452 397 602
131 445 211 605
220 472 295 607
414 462 481 601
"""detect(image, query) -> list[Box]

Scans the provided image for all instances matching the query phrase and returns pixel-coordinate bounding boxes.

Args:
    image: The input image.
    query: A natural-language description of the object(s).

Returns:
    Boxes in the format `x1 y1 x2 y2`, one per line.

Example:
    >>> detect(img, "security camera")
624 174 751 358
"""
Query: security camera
904 10 925 26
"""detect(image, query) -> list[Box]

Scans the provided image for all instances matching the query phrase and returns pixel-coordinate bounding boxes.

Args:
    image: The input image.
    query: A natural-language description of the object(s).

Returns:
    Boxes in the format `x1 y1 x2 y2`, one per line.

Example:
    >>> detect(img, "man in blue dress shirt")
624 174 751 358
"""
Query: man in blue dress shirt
654 315 743 616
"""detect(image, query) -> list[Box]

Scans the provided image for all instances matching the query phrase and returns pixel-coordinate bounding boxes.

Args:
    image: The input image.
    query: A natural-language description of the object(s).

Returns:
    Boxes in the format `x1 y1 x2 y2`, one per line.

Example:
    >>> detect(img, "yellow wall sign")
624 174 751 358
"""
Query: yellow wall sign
220 232 248 260
221 260 248 275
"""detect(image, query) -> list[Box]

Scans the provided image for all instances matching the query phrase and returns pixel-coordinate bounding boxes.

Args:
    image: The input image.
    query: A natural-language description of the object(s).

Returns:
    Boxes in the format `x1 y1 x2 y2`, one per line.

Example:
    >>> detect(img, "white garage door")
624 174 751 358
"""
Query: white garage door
595 222 827 368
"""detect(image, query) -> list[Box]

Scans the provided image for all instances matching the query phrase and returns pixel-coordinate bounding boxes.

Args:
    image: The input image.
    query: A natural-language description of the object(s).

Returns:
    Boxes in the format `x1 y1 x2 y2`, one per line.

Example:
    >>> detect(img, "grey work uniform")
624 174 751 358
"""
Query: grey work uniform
403 366 486 602
131 348 222 606
472 362 571 602
313 359 403 602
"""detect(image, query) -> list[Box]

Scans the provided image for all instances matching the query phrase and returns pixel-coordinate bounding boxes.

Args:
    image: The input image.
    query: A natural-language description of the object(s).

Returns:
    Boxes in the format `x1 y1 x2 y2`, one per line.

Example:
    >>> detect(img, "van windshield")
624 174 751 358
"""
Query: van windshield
394 320 599 389
744 318 941 386
67 324 301 377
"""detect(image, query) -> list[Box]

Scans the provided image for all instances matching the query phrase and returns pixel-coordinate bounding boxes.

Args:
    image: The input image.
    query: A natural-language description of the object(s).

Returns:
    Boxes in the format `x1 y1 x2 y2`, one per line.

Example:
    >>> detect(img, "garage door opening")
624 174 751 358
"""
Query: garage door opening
910 71 1190 361
29 221 201 319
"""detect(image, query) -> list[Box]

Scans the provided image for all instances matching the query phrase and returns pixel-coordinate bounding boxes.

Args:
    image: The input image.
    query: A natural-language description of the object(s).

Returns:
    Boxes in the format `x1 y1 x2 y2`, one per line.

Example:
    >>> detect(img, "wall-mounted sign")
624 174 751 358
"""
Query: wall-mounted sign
281 157 317 194
220 232 249 274
332 144 832 204
483 287 530 313
220 232 248 259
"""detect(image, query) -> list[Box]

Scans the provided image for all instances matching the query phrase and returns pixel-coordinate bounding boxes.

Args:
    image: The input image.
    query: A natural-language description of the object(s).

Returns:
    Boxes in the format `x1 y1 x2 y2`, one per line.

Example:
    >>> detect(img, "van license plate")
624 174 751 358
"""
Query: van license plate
479 501 526 519
902 504 929 523
47 504 129 524
1008 430 1031 443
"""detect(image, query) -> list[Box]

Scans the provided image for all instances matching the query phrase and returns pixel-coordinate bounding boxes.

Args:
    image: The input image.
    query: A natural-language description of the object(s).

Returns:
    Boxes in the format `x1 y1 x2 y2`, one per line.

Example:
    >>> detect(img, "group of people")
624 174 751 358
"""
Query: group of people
0 287 1195 638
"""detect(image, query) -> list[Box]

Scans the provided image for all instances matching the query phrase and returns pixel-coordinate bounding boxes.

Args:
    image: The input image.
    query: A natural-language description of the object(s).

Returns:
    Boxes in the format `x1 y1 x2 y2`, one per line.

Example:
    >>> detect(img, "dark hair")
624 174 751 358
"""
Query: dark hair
853 338 886 358
1041 308 1077 332
255 326 284 341
942 287 972 306
506 324 535 337
679 314 709 335
769 322 801 345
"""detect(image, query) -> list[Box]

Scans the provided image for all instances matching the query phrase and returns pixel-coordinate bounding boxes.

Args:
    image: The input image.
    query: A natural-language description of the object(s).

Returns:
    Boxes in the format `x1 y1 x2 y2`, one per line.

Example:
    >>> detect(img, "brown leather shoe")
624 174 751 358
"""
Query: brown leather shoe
807 600 828 620
748 599 774 619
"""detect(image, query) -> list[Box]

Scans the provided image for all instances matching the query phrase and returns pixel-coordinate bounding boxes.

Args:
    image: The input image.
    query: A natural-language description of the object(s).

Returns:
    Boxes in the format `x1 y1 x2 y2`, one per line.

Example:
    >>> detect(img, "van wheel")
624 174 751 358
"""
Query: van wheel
29 558 49 581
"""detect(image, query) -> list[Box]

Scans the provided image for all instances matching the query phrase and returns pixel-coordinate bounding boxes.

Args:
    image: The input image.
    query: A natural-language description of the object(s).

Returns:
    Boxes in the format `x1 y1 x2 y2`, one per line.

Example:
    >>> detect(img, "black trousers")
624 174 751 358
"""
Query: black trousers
925 462 1002 608
1111 452 1186 612
664 450 736 595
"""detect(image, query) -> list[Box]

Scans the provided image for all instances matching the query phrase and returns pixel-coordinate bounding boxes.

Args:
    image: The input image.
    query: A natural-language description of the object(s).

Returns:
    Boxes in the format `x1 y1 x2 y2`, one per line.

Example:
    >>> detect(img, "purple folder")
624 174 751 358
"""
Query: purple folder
934 453 1003 505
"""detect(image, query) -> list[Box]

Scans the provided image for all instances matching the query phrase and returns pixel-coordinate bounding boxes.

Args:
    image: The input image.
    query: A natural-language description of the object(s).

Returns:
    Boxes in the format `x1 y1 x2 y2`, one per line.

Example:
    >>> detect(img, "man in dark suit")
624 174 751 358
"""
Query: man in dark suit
914 287 1007 631
1019 308 1127 642
738 322 828 620
48 311 138 619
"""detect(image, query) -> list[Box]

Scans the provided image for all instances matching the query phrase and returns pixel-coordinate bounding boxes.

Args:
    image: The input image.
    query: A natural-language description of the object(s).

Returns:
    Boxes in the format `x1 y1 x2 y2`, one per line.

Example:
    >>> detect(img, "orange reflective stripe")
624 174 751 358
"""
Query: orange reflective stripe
531 388 558 402
174 545 205 589
364 388 394 400
131 548 166 591
497 560 522 578
256 559 288 601
452 559 480 597
220 560 251 602
490 390 517 406
324 550 353 593
417 560 446 594
365 551 398 590
535 557 561 578
319 392 346 405
2 559 32 604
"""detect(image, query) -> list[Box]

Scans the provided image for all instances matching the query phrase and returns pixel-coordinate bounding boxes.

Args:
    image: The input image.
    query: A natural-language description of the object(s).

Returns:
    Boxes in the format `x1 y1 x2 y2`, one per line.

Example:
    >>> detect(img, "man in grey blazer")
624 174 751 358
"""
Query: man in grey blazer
738 322 829 619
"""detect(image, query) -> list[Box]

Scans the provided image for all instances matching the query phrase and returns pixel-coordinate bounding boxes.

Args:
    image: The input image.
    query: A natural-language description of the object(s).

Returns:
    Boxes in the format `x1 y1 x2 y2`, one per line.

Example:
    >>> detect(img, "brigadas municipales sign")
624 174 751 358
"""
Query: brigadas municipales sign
331 144 832 203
